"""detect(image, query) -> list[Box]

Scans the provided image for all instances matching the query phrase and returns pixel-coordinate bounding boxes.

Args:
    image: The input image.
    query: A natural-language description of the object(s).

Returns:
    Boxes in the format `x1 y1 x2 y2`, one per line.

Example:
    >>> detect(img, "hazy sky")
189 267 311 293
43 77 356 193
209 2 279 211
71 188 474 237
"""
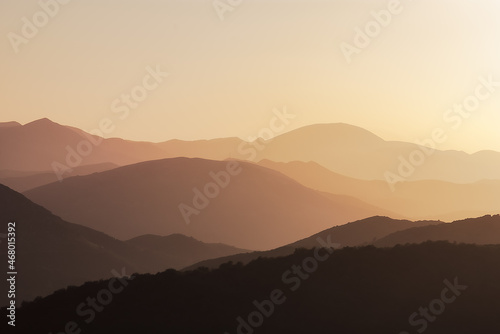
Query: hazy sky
1 0 500 153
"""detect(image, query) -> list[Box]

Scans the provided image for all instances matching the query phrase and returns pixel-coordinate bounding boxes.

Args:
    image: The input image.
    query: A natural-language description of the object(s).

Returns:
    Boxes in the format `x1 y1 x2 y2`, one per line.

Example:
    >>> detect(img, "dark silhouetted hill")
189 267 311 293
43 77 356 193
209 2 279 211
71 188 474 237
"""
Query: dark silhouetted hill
374 214 500 247
9 242 500 334
186 216 440 270
125 234 248 270
0 185 246 305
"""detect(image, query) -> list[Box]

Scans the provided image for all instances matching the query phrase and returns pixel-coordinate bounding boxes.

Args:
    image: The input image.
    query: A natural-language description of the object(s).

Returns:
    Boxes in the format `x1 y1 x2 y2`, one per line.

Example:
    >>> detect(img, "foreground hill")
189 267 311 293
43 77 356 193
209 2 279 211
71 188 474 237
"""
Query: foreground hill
375 214 500 247
185 216 440 270
10 242 500 333
0 185 247 305
188 215 500 271
258 159 500 220
24 158 393 250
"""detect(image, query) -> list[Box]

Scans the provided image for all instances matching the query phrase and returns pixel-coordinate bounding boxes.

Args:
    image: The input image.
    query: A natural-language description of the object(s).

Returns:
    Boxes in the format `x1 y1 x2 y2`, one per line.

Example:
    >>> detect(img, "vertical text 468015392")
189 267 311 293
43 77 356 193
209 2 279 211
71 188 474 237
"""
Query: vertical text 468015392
6 222 17 327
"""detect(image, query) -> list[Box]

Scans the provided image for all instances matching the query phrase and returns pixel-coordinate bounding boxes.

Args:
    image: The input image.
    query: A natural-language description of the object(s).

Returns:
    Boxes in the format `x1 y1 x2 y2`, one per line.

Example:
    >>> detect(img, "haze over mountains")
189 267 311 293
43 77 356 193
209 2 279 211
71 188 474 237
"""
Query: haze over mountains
0 118 169 172
187 215 500 270
0 184 248 305
0 118 242 174
24 157 394 250
255 123 500 183
258 160 500 221
3 118 500 185
3 117 500 312
374 214 500 247
185 216 442 270
4 171 500 307
0 162 118 192
3 118 500 244
3 117 500 249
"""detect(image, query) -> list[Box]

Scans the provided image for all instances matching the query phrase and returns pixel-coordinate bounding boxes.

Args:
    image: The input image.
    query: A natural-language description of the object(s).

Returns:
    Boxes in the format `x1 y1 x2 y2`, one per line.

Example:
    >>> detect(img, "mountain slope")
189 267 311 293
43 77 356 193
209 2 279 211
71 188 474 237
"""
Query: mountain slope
256 123 500 183
374 214 500 247
0 183 148 305
257 159 500 220
5 119 500 185
0 185 247 304
0 118 244 173
0 121 21 128
185 216 440 270
11 242 500 334
189 215 500 271
125 234 248 270
24 158 392 250
0 118 169 172
187 215 500 271
0 162 119 192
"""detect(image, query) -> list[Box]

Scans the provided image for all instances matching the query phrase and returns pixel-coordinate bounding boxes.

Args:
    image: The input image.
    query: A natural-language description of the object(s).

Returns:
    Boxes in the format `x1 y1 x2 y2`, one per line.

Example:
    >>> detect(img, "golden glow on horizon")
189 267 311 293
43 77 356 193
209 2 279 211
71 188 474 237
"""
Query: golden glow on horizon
1 0 500 153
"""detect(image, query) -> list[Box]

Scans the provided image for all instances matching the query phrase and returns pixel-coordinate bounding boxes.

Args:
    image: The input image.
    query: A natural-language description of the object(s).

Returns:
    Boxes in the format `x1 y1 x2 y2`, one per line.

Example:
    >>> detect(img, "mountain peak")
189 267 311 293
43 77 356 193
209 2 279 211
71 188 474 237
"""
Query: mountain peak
0 121 21 128
25 118 58 127
276 123 385 143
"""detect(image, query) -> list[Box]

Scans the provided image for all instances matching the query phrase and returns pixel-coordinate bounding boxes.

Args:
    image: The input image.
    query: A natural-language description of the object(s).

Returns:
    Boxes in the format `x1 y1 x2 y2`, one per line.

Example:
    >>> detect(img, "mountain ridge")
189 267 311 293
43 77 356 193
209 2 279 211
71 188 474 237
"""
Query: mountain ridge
4 118 500 184
0 184 247 305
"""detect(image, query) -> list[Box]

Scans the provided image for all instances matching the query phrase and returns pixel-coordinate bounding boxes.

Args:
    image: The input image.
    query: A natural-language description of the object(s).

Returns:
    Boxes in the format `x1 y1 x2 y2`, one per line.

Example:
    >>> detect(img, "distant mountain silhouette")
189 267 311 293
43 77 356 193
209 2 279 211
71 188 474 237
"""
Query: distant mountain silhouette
24 158 393 250
255 123 500 183
10 242 500 334
0 121 21 128
185 216 440 270
0 185 246 305
258 159 500 221
0 118 169 171
0 162 119 192
374 214 500 247
157 138 243 160
0 118 242 172
5 119 500 185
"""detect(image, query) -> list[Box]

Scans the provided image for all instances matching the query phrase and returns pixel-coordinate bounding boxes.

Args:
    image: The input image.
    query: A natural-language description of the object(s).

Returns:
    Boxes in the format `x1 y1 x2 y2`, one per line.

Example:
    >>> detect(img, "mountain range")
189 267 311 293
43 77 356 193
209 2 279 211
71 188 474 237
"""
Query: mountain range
4 179 499 306
3 119 500 185
23 157 395 250
258 159 500 221
186 215 500 270
3 117 500 309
